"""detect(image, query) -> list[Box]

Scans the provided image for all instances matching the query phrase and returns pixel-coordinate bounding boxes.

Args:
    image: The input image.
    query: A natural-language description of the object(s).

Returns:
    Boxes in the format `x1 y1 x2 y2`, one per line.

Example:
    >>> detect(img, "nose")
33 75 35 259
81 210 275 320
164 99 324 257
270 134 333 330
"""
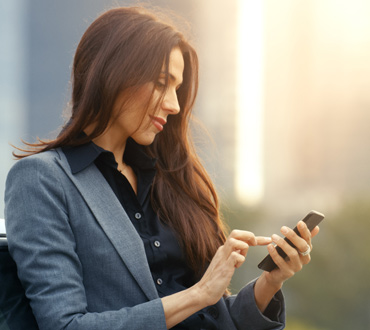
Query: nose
161 88 180 115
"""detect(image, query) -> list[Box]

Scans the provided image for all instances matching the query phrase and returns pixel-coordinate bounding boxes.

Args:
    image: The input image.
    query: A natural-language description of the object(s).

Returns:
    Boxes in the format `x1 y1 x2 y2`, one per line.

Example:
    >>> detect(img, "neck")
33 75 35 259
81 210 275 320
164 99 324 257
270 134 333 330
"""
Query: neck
84 126 128 165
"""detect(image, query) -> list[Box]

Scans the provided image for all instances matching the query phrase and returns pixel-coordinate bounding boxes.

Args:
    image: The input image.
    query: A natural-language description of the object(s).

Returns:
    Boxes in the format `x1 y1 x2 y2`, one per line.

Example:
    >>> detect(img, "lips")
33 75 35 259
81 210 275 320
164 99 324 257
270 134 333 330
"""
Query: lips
150 115 167 131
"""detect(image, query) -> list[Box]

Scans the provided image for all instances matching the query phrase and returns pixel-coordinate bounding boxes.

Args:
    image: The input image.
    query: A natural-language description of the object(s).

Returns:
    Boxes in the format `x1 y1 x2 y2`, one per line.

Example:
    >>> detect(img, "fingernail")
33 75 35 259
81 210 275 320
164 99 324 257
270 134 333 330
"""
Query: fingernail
281 226 289 234
299 221 305 230
272 234 280 242
264 236 272 243
268 244 274 252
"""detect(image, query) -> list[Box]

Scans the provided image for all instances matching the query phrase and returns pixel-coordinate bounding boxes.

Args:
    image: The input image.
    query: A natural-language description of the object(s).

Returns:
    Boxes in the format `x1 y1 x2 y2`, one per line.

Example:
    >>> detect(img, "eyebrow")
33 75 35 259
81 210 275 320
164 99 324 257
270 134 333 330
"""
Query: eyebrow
160 71 182 85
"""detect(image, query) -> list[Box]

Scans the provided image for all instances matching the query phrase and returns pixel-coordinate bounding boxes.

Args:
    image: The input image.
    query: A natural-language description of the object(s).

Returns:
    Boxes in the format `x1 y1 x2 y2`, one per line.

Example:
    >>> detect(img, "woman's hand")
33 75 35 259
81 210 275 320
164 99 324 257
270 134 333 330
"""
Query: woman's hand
254 221 320 312
195 230 272 307
162 230 271 328
264 221 320 285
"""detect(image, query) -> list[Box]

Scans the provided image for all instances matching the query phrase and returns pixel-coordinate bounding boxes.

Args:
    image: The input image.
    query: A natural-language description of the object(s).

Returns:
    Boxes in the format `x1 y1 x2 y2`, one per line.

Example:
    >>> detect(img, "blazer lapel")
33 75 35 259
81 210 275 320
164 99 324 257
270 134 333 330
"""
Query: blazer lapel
55 149 158 301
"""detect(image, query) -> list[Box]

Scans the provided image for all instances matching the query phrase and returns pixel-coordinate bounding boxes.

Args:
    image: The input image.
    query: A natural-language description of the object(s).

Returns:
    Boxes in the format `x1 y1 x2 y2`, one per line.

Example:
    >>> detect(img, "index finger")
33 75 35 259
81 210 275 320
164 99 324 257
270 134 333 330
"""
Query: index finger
229 230 258 245
255 236 272 246
228 230 272 246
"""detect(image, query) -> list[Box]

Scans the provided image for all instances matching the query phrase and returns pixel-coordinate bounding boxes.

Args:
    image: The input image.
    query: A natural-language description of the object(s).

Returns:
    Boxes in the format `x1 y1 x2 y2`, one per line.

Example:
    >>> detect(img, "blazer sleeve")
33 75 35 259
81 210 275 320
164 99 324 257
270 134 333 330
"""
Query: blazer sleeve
4 155 167 330
223 279 286 330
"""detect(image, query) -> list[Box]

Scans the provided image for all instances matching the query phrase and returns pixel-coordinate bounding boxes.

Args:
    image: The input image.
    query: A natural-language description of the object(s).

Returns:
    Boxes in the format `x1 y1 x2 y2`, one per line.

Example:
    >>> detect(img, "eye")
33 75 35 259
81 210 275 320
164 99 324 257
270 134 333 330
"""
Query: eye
155 80 166 90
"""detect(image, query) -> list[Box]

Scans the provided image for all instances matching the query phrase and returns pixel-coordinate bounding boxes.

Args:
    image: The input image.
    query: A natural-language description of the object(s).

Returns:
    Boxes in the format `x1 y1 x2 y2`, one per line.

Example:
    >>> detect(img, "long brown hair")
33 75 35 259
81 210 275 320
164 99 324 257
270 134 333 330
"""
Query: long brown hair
15 6 227 278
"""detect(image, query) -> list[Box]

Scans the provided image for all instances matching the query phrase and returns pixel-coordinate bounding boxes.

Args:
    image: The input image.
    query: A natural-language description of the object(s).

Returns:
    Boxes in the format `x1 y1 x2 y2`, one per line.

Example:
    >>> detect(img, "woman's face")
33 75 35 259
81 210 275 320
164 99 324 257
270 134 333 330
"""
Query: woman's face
111 46 184 146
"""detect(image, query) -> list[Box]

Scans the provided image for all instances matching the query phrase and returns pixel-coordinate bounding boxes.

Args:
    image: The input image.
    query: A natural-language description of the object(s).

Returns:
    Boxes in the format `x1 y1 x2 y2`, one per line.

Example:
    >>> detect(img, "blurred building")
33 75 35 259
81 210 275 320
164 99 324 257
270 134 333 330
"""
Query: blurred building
191 0 240 197
0 1 27 219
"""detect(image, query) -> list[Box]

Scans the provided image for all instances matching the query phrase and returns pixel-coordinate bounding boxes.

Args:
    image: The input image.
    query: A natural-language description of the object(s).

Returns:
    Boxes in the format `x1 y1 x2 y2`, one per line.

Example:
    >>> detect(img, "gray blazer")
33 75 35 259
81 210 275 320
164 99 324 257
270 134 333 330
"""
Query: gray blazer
5 148 285 330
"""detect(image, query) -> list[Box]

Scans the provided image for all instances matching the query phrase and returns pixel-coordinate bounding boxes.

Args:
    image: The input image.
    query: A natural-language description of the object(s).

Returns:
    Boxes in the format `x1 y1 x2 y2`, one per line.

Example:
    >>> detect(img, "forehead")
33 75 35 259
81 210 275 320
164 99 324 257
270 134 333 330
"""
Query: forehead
164 47 184 84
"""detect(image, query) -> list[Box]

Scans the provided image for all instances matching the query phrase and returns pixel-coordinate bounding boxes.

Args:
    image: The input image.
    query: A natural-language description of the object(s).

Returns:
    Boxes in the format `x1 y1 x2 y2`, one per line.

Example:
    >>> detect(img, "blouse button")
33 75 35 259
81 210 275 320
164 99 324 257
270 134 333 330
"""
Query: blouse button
207 306 219 319
154 240 161 248
156 278 163 285
134 213 142 220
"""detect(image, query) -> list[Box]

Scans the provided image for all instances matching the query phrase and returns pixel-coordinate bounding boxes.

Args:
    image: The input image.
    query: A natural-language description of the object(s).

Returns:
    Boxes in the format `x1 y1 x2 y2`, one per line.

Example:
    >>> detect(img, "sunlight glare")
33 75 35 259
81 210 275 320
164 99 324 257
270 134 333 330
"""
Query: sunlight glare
235 0 264 205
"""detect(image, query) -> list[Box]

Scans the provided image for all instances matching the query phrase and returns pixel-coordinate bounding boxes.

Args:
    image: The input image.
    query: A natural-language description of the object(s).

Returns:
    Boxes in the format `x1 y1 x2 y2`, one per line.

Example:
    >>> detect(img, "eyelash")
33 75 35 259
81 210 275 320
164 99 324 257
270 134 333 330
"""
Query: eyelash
156 81 166 90
155 80 182 91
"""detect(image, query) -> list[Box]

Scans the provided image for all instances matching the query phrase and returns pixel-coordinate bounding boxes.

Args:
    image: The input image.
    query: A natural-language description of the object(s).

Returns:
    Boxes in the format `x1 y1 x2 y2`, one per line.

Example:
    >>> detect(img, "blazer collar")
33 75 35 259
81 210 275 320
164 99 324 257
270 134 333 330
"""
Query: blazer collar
55 148 159 301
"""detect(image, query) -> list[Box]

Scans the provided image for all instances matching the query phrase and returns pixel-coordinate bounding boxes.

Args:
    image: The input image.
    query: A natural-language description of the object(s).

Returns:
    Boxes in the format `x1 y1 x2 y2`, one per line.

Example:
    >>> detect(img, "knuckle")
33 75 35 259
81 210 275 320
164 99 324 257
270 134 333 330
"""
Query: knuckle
244 230 254 238
284 230 293 239
285 270 293 278
231 251 239 259
230 229 240 238
228 237 236 245
236 253 245 262
288 268 296 277
288 249 299 259
231 251 244 262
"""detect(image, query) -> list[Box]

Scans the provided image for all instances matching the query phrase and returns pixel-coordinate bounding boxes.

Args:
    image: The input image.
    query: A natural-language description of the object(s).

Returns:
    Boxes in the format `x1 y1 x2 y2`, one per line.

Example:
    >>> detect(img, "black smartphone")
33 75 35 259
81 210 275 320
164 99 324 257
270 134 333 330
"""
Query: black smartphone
257 210 325 272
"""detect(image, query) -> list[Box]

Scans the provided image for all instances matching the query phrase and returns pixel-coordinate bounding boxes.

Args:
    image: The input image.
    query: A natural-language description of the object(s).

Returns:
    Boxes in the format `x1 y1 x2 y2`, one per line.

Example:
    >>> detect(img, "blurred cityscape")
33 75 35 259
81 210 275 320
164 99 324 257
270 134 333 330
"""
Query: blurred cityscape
1 0 370 329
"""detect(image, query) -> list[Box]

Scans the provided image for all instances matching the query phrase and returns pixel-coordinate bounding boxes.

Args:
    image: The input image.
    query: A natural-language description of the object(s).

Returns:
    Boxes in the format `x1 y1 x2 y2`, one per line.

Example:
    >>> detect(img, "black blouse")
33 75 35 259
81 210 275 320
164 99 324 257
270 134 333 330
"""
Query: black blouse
63 138 219 329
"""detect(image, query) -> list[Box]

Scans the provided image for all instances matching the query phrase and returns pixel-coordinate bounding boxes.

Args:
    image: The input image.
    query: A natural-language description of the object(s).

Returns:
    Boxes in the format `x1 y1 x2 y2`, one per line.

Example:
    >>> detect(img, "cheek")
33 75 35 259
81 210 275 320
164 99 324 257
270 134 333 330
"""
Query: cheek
148 88 164 111
114 84 158 131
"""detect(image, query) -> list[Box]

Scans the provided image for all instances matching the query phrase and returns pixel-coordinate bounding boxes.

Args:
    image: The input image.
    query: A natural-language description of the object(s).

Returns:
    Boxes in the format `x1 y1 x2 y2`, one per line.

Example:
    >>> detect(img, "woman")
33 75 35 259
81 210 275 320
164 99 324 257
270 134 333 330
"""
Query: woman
5 6 319 330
